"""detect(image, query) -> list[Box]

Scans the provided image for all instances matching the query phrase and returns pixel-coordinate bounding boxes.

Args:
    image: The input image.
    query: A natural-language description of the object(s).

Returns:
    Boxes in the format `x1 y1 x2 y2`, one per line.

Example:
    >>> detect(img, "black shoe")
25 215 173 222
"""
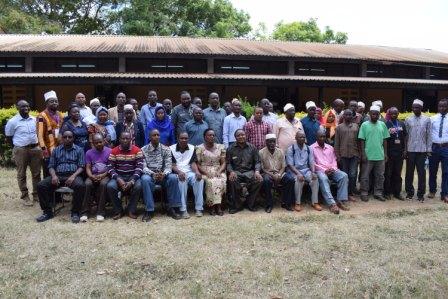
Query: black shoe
247 206 258 212
168 208 181 220
265 206 273 213
406 194 413 200
374 195 386 202
394 194 405 201
360 195 369 202
228 208 239 214
71 213 80 223
142 211 152 222
418 197 425 202
36 212 54 222
281 203 293 211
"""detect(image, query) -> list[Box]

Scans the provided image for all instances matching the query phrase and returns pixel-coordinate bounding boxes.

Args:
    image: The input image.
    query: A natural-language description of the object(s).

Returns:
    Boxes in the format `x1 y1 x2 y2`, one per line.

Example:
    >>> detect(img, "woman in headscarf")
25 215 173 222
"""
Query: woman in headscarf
145 106 175 146
323 109 337 145
60 105 89 151
115 104 145 148
88 106 116 148
316 107 325 125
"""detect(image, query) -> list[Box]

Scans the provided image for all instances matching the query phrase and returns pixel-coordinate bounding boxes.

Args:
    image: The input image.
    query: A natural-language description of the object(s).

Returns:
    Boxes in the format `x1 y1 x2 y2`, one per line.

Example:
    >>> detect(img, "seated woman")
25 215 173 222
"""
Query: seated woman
196 129 227 216
88 106 116 148
115 104 145 148
60 105 89 151
145 106 175 146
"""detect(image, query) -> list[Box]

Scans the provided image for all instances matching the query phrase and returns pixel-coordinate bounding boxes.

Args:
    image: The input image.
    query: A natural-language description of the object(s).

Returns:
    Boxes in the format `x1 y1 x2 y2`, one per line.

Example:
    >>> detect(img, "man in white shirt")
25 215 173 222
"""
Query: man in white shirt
223 99 247 148
170 132 204 218
259 98 278 128
74 92 93 120
5 100 42 206
429 98 448 202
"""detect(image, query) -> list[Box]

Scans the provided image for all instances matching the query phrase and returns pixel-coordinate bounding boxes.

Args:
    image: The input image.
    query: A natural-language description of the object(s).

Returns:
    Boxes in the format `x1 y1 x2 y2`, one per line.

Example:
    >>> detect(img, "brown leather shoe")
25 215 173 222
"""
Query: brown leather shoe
112 212 123 220
428 192 436 199
128 212 138 219
348 196 357 202
336 201 350 211
311 203 322 211
329 204 340 214
294 204 302 212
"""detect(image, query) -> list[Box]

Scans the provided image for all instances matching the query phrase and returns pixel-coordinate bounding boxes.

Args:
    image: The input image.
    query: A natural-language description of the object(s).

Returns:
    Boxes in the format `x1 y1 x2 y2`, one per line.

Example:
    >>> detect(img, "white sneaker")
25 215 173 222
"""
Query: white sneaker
80 215 88 222
96 215 105 222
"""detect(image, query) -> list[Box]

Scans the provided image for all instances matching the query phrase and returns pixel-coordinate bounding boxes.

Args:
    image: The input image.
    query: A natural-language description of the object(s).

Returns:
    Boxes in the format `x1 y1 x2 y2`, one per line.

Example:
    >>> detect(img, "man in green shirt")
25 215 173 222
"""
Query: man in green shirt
358 105 390 202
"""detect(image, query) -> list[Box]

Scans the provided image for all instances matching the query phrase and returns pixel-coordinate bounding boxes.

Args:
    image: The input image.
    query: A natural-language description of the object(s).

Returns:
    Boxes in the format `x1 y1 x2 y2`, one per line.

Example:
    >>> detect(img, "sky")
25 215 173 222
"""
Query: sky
230 0 448 53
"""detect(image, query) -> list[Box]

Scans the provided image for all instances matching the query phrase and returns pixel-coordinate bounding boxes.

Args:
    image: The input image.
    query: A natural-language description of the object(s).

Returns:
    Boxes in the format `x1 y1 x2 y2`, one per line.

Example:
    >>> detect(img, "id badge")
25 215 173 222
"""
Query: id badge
54 128 59 138
394 139 401 144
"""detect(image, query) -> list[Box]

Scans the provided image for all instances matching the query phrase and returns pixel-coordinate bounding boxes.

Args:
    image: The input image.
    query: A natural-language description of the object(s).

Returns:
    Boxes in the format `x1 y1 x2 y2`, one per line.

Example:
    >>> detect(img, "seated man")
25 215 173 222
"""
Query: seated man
310 130 350 214
170 132 205 218
36 130 85 223
226 129 263 213
141 129 182 221
106 132 143 220
259 134 295 213
286 131 322 212
80 133 111 222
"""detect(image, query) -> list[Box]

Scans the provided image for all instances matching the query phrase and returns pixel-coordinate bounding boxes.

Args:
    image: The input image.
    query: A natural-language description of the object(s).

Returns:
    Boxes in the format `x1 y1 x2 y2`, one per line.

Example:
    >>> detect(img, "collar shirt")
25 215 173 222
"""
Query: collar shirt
48 144 85 175
309 142 338 172
171 104 196 136
140 102 162 126
301 116 322 145
259 147 286 176
223 113 247 148
203 107 226 143
262 112 278 128
185 119 209 146
79 106 93 120
286 143 314 173
273 117 304 153
170 143 197 173
430 113 448 144
141 142 172 175
244 119 272 150
334 122 360 158
405 114 432 152
5 114 38 146
226 142 260 173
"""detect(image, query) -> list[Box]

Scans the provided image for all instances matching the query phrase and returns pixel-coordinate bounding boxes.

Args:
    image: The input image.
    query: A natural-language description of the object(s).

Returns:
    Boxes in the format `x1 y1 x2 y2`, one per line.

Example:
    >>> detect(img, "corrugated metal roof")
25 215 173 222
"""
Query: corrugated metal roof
1 72 447 85
0 34 448 65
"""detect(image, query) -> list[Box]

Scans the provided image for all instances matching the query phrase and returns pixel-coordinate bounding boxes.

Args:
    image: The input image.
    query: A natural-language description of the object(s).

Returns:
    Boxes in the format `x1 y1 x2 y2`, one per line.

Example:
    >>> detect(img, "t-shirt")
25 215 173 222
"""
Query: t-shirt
85 147 112 174
358 121 390 161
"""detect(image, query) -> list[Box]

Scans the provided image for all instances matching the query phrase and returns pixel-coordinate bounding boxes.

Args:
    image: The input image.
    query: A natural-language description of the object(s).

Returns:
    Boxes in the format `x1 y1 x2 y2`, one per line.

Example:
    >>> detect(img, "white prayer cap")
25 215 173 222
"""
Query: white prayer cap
44 90 57 101
265 134 276 140
90 98 100 105
283 103 295 112
357 101 365 108
123 104 134 111
372 100 383 108
231 98 239 104
413 99 424 107
305 101 317 110
370 105 381 112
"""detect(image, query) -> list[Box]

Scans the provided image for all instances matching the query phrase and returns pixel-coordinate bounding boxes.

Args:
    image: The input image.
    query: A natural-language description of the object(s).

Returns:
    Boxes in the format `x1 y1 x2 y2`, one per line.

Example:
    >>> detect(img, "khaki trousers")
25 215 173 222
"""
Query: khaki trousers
13 145 42 200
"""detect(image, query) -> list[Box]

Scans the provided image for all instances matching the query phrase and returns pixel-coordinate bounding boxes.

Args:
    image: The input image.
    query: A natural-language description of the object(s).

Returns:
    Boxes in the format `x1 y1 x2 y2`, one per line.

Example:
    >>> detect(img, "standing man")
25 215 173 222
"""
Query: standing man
244 107 271 150
5 100 42 206
273 103 304 153
37 90 64 177
140 90 162 127
74 92 92 120
83 98 101 125
203 92 226 143
108 92 126 123
226 129 263 213
223 99 247 148
106 132 144 220
301 101 322 145
36 130 85 223
162 98 173 119
128 98 141 123
429 99 448 202
172 91 195 137
192 97 203 109
286 132 321 212
259 134 295 213
259 98 278 128
358 105 390 202
334 109 360 199
185 107 209 146
405 99 432 201
223 101 232 116
332 98 345 123
171 132 204 218
346 100 363 124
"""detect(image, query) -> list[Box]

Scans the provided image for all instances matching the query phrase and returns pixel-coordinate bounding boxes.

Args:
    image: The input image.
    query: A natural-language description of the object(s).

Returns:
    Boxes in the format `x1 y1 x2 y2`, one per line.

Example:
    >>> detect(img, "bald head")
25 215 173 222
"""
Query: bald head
75 93 86 107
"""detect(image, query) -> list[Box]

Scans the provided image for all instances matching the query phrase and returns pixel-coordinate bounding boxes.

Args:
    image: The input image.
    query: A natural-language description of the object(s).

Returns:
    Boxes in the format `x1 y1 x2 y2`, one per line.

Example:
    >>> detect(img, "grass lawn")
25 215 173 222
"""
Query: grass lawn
1 167 448 297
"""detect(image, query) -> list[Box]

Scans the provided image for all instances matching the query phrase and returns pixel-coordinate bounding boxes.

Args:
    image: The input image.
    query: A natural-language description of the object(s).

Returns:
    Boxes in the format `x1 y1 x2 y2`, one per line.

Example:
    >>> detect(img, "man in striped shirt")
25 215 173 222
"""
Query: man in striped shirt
244 107 272 150
107 131 144 220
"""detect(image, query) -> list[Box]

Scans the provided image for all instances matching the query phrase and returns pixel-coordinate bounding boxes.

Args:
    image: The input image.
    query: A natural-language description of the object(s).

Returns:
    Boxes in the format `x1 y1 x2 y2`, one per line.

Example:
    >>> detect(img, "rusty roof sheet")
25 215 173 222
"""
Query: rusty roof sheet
0 72 447 85
0 34 448 65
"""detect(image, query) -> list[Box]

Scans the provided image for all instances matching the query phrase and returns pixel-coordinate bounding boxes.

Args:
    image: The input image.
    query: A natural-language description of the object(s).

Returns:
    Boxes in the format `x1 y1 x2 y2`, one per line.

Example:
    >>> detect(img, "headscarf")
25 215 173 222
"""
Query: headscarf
316 107 325 125
323 109 337 139
95 106 116 141
151 106 172 131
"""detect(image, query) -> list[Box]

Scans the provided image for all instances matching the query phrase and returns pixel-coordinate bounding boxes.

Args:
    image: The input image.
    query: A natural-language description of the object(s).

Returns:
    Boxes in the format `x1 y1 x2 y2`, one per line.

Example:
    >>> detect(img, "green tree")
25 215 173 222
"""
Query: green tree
119 0 251 37
0 8 62 34
272 18 348 44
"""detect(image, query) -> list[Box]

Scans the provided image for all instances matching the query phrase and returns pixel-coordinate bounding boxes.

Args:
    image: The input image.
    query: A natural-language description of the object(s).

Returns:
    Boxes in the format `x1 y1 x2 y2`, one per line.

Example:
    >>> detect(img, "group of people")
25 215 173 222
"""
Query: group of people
5 88 448 223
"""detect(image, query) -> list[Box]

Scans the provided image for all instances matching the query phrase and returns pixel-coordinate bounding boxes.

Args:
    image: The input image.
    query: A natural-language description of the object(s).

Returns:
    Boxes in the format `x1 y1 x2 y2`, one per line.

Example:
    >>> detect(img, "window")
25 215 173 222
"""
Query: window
33 57 118 72
366 64 424 79
214 60 287 74
0 58 25 72
430 67 448 80
295 62 359 77
126 58 206 73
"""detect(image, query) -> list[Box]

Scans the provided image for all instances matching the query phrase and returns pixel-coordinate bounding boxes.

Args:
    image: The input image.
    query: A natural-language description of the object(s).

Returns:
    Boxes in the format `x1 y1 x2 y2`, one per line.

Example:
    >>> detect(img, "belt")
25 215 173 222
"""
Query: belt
20 143 38 148
433 143 448 148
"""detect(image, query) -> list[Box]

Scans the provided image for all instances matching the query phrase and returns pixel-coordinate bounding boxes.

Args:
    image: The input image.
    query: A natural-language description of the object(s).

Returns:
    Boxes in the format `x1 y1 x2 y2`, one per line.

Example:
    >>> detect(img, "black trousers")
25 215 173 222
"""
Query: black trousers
262 173 295 207
405 152 426 198
228 171 261 210
37 175 85 214
384 154 404 197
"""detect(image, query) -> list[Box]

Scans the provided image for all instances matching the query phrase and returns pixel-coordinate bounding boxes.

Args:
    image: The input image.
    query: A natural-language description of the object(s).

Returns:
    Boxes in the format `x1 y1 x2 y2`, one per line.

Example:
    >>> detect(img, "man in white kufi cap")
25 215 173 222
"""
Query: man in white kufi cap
302 100 323 145
273 103 304 152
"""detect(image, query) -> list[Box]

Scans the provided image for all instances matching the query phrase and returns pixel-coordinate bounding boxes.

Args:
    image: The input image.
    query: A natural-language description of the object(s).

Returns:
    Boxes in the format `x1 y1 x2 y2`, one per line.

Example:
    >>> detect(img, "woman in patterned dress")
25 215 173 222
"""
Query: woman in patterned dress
88 106 116 148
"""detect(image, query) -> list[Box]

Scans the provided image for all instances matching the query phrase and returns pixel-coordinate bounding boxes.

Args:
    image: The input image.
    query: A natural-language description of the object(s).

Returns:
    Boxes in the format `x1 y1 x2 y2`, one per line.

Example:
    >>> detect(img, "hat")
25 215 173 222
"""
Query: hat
372 100 383 108
413 99 424 107
305 101 317 110
90 98 100 105
283 103 295 112
231 98 239 104
44 90 57 101
265 134 276 140
123 104 134 111
357 101 365 108
370 105 381 112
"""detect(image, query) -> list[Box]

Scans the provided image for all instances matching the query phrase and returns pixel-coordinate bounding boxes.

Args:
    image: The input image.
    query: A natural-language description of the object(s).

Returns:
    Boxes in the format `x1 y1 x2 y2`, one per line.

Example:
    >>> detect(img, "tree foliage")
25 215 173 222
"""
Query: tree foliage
272 18 348 44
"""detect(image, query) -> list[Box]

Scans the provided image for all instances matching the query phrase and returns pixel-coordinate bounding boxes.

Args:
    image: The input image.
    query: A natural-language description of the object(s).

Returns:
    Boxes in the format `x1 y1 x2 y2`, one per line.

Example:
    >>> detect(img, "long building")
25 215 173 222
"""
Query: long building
0 34 448 111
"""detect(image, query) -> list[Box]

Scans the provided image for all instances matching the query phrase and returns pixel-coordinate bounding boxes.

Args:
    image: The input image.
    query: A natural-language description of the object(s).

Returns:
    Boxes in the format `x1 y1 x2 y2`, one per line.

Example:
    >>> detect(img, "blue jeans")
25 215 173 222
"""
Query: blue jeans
106 177 142 214
178 171 204 212
141 174 181 211
429 144 448 197
339 157 359 195
317 170 348 205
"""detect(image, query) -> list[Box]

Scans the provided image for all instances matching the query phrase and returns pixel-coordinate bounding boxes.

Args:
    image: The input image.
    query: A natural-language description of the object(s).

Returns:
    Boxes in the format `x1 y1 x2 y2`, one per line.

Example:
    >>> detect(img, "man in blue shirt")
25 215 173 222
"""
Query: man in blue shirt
301 101 322 145
203 92 226 143
223 99 247 148
36 130 86 223
185 107 209 146
140 90 162 128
